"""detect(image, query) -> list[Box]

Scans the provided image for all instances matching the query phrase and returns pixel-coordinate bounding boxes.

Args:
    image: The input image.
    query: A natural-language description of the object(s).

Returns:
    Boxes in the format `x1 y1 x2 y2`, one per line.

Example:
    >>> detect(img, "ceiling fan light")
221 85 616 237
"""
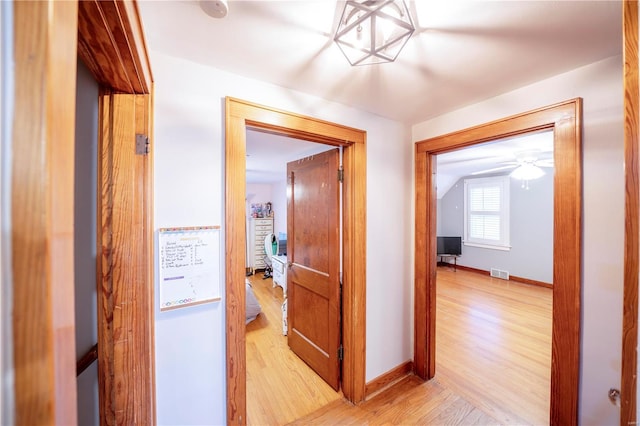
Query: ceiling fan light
334 0 415 66
510 163 545 180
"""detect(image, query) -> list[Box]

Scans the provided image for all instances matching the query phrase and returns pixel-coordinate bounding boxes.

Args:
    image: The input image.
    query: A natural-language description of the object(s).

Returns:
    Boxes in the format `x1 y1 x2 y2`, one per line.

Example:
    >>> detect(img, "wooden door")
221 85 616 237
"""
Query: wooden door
287 149 341 390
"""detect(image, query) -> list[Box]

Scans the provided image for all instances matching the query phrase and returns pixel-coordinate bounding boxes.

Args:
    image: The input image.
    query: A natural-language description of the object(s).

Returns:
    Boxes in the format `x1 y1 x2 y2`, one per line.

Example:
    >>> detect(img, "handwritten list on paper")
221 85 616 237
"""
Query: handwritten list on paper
158 227 220 311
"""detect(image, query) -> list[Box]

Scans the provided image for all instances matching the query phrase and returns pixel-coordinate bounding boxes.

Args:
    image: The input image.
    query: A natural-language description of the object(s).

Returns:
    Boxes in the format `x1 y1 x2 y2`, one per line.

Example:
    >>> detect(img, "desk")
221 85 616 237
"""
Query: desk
438 254 460 271
272 255 287 294
271 254 288 335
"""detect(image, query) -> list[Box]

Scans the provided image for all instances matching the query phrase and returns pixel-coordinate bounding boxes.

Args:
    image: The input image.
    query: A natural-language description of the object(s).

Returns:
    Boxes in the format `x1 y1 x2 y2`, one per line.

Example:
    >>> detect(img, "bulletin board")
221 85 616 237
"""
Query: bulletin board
158 226 221 311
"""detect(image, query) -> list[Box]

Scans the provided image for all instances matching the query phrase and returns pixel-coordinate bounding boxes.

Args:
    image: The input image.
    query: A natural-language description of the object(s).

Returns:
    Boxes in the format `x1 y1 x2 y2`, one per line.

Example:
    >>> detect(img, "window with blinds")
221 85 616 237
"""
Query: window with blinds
463 176 511 250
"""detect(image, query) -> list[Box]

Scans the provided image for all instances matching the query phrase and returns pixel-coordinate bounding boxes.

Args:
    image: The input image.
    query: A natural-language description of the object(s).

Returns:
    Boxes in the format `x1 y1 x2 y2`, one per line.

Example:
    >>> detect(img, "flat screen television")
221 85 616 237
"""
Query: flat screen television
437 236 462 256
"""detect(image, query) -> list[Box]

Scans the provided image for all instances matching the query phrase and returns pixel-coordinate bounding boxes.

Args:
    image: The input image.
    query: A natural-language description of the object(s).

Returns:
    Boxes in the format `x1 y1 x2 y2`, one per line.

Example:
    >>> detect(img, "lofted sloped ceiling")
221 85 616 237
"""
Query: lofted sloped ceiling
138 0 621 125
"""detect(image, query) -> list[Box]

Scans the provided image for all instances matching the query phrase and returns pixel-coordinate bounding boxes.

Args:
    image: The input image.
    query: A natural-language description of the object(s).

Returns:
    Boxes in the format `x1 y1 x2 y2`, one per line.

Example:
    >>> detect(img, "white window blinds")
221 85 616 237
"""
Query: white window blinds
464 176 510 249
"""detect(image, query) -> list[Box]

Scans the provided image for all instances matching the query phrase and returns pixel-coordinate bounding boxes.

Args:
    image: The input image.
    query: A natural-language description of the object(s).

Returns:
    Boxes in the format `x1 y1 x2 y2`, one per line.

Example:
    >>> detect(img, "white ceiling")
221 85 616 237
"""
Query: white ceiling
246 129 333 183
137 1 620 186
138 0 621 125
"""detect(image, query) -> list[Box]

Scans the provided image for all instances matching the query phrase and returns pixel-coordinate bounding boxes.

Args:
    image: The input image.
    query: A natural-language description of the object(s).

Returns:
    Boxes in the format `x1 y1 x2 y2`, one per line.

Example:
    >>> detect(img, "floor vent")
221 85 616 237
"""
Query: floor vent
490 268 510 280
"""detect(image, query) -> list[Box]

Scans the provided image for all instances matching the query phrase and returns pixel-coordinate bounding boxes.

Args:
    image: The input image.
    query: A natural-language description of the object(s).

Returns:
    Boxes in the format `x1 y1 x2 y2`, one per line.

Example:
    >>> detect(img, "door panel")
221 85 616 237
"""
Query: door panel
287 148 340 390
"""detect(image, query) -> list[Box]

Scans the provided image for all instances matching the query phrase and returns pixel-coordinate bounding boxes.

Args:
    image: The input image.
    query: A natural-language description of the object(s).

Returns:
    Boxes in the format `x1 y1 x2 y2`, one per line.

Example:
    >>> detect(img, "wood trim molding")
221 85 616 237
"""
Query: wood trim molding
414 98 582 425
225 97 367 424
85 3 156 424
12 2 79 424
341 133 367 404
364 361 414 398
77 0 153 94
97 92 155 425
12 1 155 424
622 1 639 424
510 275 553 289
413 148 429 378
450 264 554 289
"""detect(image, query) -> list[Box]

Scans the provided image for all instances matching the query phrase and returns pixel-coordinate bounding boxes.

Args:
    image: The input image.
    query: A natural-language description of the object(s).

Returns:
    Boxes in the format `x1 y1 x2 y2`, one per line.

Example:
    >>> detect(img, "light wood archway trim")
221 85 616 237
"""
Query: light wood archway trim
225 97 367 424
12 2 79 424
12 0 155 424
621 1 639 424
77 0 153 94
414 99 582 425
97 91 155 425
86 1 156 422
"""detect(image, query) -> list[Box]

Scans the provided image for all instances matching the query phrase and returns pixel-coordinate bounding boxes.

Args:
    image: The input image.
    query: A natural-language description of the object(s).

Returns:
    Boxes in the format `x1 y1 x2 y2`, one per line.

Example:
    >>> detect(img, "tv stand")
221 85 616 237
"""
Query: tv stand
438 254 459 271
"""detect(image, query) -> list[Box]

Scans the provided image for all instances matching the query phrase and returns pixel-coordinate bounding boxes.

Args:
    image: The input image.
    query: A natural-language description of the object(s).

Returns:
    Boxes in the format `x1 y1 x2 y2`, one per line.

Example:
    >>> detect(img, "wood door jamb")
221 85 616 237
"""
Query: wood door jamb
225 97 367 424
414 98 583 425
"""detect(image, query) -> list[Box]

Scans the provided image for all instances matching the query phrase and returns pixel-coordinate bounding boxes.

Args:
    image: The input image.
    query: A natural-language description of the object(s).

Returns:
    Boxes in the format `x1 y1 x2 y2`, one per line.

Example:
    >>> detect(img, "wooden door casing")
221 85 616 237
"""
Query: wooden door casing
621 1 639 424
414 99 582 425
287 149 341 390
97 91 155 425
225 97 367 425
12 2 79 423
11 0 155 423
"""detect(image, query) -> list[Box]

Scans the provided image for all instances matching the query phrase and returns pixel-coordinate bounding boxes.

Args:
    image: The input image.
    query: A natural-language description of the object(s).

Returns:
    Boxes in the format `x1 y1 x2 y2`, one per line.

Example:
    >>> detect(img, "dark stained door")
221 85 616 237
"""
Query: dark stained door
286 148 341 390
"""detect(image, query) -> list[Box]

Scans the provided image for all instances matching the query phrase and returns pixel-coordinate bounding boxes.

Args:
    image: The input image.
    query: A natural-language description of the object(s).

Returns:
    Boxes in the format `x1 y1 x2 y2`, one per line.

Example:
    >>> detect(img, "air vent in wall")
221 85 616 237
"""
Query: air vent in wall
490 268 510 280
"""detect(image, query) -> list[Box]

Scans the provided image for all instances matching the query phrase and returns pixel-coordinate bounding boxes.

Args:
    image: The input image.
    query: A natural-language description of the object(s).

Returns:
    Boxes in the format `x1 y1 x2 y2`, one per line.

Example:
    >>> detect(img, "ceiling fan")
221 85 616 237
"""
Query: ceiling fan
471 150 554 189
471 152 554 175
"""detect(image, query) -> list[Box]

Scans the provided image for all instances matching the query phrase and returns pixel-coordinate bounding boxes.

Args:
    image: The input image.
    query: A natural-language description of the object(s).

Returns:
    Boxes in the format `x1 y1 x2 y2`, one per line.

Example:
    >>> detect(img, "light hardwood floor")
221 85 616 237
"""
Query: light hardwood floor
435 267 552 425
246 272 342 425
290 267 552 425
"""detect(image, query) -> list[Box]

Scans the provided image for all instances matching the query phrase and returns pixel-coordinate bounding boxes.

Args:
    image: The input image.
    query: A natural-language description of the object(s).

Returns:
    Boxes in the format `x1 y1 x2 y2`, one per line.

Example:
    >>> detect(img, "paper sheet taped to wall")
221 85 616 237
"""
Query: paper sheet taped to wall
158 226 221 311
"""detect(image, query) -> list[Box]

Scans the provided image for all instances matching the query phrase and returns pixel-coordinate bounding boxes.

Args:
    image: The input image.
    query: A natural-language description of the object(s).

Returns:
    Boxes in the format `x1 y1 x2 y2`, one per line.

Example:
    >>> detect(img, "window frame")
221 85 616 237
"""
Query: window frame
463 175 511 251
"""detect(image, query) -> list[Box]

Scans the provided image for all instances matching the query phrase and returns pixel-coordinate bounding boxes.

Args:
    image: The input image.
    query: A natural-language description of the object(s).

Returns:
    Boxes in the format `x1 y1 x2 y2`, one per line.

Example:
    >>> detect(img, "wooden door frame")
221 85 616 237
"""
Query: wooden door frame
11 0 155 423
414 99 582 425
12 2 79 423
225 97 367 424
621 1 638 424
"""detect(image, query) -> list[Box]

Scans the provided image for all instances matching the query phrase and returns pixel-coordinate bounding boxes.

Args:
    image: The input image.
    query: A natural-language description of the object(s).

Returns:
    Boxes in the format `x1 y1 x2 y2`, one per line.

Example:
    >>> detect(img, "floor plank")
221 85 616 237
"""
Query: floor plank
246 272 342 425
288 267 552 425
435 267 552 425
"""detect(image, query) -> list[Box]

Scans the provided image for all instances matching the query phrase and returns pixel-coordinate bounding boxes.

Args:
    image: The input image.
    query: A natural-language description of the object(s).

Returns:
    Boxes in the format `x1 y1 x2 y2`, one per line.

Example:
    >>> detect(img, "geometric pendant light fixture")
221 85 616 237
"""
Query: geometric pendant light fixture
334 0 415 66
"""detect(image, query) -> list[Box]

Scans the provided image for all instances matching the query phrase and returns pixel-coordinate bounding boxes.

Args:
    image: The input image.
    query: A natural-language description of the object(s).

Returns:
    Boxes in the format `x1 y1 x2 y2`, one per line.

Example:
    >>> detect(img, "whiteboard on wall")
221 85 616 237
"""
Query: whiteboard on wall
158 226 221 311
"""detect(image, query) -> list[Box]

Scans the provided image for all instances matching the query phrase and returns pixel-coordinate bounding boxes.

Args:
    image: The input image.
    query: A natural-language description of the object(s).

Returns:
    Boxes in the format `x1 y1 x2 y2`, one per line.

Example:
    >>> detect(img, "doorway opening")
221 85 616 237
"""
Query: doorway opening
224 97 367 424
434 131 554 424
244 131 342 424
414 99 582 424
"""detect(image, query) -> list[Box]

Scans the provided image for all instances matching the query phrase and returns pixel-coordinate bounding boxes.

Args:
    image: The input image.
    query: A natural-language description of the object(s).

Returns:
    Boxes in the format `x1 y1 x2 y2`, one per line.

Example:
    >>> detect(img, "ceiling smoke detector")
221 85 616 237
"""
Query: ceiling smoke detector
200 0 228 19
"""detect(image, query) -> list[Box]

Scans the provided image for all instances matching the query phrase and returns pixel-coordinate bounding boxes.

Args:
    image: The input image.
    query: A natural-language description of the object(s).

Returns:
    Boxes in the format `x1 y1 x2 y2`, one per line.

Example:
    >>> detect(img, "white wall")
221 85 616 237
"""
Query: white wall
246 183 272 209
439 170 553 284
152 50 412 425
270 180 287 238
413 55 624 425
0 1 13 423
